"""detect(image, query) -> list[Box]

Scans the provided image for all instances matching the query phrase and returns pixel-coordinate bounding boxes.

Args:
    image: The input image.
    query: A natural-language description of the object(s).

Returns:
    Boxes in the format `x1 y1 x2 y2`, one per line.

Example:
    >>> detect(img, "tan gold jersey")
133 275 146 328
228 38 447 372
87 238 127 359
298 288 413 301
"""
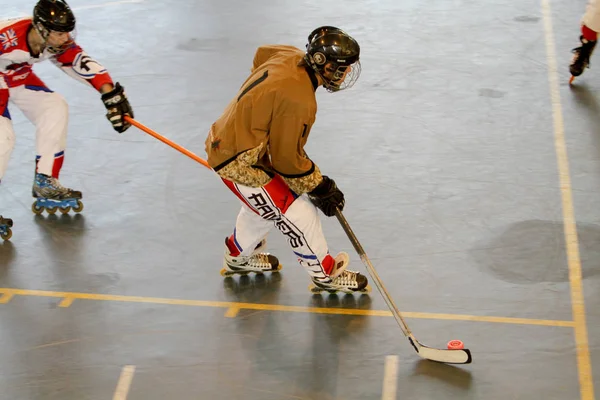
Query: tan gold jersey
205 45 323 194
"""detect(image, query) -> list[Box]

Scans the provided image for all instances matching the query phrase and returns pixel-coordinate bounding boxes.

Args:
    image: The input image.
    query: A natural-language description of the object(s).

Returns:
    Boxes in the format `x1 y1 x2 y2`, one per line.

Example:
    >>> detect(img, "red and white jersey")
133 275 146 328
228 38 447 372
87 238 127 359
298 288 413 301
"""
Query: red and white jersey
0 17 113 91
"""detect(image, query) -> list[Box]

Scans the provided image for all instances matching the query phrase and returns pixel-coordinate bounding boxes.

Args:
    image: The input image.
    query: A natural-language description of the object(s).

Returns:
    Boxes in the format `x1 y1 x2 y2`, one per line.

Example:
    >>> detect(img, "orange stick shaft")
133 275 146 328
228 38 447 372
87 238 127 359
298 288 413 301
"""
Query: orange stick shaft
125 116 212 170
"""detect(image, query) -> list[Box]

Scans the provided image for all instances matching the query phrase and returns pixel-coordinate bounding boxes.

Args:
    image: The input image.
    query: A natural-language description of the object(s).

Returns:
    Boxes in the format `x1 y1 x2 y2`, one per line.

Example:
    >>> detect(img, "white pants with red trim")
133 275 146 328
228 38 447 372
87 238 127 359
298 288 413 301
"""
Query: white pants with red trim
223 175 334 281
0 73 69 183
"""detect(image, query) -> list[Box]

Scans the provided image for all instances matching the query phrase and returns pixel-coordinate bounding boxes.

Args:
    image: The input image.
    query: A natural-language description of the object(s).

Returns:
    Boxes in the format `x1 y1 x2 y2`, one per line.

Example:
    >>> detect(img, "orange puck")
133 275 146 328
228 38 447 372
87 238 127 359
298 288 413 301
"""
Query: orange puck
447 340 464 350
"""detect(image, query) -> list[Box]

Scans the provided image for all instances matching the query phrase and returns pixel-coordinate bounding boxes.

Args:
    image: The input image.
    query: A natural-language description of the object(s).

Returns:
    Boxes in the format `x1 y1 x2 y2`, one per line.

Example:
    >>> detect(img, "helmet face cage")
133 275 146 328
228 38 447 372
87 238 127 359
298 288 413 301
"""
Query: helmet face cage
48 29 76 54
305 27 361 92
33 0 76 54
34 22 76 54
328 60 361 92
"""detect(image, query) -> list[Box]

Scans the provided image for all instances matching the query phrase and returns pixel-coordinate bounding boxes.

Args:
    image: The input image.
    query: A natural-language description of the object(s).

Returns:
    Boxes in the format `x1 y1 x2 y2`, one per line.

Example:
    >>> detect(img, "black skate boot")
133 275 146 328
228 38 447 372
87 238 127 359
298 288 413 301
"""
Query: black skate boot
31 173 84 215
309 252 370 294
220 238 282 277
570 35 597 83
0 215 13 241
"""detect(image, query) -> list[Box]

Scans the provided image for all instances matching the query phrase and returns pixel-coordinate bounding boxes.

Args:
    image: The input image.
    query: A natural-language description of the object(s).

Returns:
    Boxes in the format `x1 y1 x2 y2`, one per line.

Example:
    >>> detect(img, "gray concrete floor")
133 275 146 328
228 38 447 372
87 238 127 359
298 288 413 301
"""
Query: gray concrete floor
0 0 599 399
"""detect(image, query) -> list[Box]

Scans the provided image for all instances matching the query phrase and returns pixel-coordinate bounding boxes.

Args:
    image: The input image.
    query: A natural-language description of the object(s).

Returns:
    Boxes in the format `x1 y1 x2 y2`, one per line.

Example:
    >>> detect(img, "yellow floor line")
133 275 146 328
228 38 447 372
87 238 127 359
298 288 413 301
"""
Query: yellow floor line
0 288 574 328
0 292 14 304
224 307 240 318
541 1 595 399
58 297 75 308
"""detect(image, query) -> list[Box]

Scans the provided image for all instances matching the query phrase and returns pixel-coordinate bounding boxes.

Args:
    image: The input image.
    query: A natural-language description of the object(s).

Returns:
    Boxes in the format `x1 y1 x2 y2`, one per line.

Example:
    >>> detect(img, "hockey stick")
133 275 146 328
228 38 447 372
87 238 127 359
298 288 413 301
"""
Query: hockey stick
124 116 211 169
335 208 472 364
126 116 472 364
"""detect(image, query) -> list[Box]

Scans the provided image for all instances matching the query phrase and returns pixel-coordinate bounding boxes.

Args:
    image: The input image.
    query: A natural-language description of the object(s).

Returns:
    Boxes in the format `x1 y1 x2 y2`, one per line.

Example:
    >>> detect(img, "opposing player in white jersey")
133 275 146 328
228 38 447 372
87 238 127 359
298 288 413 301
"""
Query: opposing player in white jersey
0 0 134 240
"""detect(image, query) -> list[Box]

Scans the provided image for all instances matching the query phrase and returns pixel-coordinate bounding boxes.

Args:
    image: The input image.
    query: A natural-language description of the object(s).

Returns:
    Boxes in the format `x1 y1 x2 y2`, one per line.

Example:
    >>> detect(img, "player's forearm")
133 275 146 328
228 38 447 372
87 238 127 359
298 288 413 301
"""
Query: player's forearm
99 83 114 94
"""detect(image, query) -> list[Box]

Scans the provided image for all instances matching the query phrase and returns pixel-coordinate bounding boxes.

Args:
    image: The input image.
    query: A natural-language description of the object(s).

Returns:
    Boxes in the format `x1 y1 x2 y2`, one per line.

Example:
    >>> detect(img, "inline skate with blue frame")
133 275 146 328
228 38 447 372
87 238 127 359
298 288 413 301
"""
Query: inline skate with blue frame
0 215 12 241
31 173 84 215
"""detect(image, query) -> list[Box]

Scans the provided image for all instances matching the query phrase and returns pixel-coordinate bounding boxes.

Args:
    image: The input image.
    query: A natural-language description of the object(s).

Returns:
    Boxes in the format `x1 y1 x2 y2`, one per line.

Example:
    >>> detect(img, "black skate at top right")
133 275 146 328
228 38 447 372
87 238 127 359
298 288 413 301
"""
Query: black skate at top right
570 35 597 84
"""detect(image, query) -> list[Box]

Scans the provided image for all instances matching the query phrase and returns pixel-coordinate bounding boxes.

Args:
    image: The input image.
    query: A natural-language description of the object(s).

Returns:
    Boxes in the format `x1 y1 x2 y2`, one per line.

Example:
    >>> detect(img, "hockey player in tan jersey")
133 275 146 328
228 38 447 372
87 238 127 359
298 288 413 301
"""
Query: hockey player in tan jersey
205 26 368 293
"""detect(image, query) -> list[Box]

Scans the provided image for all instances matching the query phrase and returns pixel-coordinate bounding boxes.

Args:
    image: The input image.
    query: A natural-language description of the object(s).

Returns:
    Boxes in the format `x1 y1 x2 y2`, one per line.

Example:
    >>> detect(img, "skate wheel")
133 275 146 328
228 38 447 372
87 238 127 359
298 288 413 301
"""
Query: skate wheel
60 206 71 214
220 268 236 277
1 228 11 241
46 206 57 215
265 264 283 274
309 284 323 294
72 200 84 213
31 202 44 215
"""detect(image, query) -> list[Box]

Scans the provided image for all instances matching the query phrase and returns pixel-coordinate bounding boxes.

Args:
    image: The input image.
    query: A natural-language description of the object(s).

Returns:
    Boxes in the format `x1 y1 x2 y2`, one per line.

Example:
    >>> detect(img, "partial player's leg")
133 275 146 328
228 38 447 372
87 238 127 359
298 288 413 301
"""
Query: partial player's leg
570 2 600 81
223 176 368 293
221 202 281 276
570 27 597 79
0 89 15 240
282 194 369 294
9 75 83 215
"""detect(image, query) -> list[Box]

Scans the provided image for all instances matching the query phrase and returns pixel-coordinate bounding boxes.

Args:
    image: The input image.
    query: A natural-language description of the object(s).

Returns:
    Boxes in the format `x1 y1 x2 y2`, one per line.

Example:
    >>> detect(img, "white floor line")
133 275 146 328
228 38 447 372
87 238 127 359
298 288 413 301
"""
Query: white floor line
113 365 136 400
381 355 398 400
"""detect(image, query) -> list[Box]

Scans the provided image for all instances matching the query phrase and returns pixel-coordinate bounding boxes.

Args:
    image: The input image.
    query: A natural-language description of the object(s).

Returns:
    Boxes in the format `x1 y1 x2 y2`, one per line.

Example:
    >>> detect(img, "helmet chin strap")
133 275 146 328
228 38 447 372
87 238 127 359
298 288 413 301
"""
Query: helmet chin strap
46 42 71 55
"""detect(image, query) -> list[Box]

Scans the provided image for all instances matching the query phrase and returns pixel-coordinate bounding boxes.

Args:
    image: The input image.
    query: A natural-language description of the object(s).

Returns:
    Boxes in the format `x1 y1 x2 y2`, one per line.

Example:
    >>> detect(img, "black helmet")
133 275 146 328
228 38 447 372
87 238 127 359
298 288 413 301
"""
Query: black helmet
33 0 75 32
304 26 361 92
307 26 345 45
32 0 76 54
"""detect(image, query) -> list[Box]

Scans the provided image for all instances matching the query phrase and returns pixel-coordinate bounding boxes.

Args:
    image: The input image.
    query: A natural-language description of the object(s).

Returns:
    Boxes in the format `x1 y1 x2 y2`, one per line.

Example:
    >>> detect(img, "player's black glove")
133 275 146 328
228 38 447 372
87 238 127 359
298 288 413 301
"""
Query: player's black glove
101 82 133 133
308 175 345 217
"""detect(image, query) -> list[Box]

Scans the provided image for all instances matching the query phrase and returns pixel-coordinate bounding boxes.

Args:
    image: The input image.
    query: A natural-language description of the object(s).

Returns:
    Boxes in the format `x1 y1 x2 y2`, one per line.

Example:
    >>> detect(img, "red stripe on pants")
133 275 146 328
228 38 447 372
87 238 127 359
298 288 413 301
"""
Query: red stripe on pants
221 175 296 214
23 73 50 89
52 154 64 178
582 24 598 41
35 153 65 178
0 90 8 116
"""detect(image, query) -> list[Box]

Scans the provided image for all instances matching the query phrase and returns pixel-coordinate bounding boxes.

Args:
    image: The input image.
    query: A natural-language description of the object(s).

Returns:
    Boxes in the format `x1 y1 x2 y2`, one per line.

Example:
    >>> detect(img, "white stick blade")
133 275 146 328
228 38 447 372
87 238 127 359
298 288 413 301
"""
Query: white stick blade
417 344 472 364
